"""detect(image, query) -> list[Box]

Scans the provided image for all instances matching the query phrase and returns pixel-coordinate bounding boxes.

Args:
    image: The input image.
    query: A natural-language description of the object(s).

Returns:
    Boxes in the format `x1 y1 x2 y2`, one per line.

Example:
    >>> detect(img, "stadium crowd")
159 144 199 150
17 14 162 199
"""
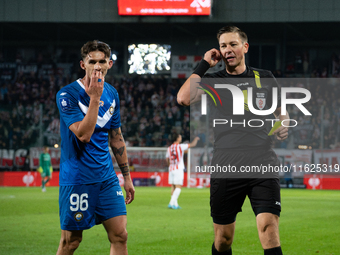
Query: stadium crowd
0 49 340 151
272 78 340 149
0 69 190 149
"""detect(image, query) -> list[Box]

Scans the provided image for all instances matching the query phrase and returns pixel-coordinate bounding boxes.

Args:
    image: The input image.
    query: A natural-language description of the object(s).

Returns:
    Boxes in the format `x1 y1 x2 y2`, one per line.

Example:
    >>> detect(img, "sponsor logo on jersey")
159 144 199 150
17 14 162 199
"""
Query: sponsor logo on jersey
59 98 70 112
74 212 84 221
275 201 281 206
99 100 104 107
109 106 114 115
116 191 123 196
237 82 249 87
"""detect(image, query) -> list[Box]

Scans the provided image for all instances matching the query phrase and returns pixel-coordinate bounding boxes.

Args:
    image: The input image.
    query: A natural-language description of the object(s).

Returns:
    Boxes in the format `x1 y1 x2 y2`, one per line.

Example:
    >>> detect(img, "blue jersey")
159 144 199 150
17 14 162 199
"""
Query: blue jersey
56 79 121 186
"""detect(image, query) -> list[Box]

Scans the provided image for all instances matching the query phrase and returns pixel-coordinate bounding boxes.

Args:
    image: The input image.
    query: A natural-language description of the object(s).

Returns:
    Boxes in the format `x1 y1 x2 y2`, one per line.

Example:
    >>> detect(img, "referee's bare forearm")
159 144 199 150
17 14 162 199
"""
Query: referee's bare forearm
177 74 203 106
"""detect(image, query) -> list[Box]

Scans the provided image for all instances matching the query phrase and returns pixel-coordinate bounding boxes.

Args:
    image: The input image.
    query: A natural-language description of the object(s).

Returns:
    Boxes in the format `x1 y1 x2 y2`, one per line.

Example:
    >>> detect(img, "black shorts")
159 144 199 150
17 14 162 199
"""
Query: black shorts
210 148 281 225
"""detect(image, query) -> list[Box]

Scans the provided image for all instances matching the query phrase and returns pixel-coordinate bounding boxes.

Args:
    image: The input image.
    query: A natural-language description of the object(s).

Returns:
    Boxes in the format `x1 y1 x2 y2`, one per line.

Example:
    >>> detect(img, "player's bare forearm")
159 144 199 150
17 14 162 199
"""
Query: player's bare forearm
69 98 100 142
110 127 135 204
110 127 130 177
273 107 290 141
189 137 200 148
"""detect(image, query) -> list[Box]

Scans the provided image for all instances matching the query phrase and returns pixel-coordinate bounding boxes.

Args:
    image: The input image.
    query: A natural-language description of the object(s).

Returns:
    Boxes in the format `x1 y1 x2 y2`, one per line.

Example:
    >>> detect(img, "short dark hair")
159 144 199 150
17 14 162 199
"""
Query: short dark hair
217 26 248 43
172 133 181 143
80 40 111 60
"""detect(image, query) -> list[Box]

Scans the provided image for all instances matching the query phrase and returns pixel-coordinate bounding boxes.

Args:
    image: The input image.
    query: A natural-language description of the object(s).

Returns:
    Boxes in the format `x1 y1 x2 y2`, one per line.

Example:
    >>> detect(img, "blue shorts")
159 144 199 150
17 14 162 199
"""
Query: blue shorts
59 177 126 231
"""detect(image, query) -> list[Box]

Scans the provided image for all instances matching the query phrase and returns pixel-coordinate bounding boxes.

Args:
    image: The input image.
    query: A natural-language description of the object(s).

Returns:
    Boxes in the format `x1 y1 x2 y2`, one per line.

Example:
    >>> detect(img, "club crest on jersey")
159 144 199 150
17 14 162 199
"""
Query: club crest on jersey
74 212 84 222
59 97 70 112
99 100 104 107
256 92 266 110
109 106 114 115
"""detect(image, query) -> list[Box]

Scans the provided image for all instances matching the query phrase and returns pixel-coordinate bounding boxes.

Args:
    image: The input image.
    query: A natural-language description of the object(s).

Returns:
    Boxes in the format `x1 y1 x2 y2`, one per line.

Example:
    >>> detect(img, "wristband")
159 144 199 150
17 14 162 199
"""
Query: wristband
193 59 210 77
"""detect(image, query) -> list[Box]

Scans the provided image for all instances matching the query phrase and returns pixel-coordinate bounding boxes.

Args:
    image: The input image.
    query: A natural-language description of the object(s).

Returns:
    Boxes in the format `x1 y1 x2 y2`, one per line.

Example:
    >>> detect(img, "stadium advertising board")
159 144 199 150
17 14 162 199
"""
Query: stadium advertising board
313 149 340 167
0 148 60 170
171 55 202 78
0 62 17 80
112 149 168 172
0 171 188 187
1 170 340 190
118 0 211 16
273 148 313 177
171 55 223 78
0 171 60 187
0 148 28 169
304 174 340 190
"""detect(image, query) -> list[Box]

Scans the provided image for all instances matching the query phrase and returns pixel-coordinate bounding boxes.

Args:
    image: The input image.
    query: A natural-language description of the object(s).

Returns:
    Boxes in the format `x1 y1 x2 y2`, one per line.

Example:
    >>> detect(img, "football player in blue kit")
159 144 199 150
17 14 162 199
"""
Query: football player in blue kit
56 40 135 255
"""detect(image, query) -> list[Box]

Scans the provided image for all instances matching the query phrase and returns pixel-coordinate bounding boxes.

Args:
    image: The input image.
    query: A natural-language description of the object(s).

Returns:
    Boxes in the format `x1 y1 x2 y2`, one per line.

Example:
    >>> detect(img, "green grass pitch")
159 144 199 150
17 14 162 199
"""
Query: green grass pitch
0 187 339 255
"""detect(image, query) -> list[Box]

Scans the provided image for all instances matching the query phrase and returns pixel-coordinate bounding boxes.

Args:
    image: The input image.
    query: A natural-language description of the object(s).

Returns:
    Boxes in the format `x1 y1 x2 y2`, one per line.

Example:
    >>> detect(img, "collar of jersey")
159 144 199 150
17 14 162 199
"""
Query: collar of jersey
224 66 248 77
76 78 86 89
77 78 104 90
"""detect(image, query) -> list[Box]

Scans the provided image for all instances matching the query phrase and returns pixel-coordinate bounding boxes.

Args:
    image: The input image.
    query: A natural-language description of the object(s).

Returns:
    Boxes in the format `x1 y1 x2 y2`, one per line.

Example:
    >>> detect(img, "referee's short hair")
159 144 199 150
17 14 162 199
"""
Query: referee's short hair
217 26 248 43
81 40 111 60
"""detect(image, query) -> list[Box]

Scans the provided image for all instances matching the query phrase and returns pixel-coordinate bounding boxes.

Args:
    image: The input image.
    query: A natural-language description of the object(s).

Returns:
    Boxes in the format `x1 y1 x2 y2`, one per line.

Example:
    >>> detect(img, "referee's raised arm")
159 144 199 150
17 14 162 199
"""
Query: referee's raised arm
177 48 221 106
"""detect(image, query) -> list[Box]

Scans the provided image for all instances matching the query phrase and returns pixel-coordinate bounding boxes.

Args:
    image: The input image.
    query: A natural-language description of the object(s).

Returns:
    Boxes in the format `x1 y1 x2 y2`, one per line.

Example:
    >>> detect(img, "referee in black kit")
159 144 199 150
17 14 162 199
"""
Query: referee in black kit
177 26 289 255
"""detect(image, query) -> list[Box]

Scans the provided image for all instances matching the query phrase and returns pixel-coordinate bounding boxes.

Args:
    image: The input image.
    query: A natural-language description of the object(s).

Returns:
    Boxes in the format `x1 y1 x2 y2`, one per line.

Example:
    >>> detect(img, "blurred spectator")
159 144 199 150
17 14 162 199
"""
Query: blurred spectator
331 53 340 77
303 51 309 75
321 67 328 78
